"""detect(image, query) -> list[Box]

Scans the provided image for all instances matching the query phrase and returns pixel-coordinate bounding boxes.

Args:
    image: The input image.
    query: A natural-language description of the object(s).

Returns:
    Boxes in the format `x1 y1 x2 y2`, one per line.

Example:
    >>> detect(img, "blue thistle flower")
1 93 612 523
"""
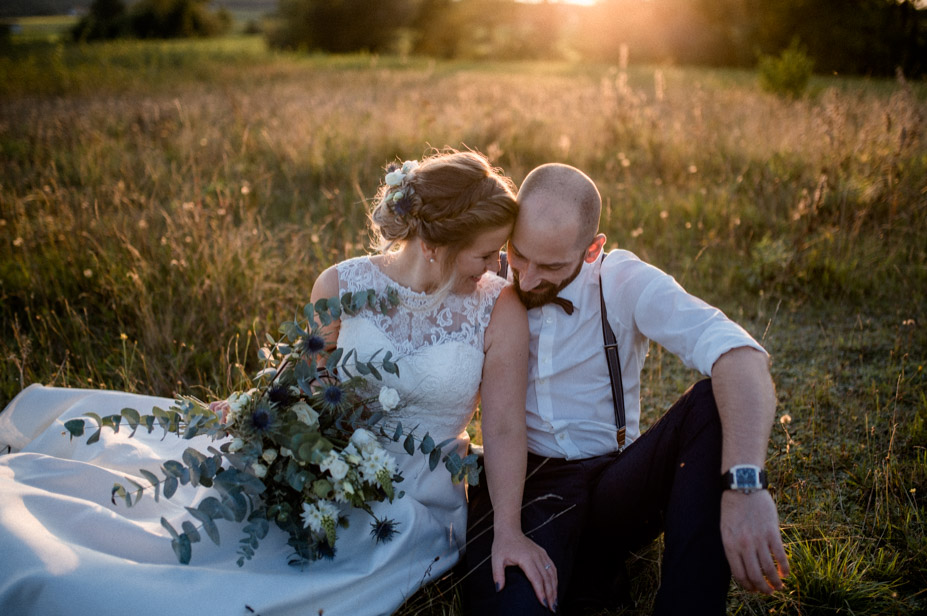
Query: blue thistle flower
322 385 344 410
301 334 325 356
392 192 414 217
249 403 274 434
370 518 399 544
267 384 296 406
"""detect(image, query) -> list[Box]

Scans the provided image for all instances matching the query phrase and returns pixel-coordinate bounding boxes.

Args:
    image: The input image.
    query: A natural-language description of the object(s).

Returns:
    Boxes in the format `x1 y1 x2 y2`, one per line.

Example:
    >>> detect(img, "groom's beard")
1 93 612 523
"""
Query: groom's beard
512 259 584 310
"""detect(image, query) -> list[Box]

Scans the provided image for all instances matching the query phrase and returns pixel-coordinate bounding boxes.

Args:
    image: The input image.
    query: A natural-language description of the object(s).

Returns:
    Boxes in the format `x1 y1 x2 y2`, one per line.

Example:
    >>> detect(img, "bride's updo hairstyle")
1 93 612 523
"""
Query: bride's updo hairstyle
370 149 517 278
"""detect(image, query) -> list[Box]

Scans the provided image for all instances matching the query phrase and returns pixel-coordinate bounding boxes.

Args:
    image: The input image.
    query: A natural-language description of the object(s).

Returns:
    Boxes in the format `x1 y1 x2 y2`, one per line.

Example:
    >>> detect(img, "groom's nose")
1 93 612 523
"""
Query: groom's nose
517 264 543 291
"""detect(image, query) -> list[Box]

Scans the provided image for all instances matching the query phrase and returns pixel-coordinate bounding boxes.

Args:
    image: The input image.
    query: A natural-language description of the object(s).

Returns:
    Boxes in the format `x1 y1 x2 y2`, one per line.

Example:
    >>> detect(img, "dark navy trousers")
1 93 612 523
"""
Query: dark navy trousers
463 379 731 615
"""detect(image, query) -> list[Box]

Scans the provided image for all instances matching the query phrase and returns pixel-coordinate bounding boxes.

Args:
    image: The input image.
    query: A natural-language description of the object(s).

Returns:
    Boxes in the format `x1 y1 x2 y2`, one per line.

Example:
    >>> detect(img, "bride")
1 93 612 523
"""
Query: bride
0 150 557 615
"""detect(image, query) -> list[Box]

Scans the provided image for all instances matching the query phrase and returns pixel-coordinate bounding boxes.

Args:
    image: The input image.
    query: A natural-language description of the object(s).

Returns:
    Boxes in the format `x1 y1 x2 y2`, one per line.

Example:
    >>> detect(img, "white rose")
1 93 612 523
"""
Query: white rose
320 451 349 481
229 437 245 452
251 462 268 478
378 386 400 411
385 170 404 186
350 428 376 449
281 447 294 458
291 401 319 427
262 449 278 464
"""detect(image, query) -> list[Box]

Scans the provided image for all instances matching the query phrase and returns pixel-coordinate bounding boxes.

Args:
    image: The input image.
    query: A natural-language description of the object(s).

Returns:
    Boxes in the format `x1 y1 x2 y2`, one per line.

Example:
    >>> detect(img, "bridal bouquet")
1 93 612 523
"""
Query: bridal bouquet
64 288 480 567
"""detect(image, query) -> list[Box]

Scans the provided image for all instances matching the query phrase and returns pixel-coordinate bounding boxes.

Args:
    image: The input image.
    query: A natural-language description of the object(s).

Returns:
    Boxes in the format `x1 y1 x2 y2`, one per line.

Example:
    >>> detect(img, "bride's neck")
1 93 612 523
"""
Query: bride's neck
374 245 441 294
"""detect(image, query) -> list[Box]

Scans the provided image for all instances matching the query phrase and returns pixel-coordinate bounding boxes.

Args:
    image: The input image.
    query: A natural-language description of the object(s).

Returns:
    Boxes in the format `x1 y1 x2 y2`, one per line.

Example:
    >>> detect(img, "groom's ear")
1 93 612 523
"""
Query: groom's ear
583 234 607 263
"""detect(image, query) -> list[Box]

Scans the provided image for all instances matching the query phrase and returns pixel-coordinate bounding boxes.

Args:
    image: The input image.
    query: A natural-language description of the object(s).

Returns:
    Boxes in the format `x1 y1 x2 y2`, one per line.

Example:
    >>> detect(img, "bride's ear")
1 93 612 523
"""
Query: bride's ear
419 239 439 264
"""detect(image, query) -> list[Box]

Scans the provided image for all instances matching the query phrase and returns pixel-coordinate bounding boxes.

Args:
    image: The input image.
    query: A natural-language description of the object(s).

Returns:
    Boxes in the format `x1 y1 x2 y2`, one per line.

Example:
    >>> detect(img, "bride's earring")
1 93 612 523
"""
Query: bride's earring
429 258 435 263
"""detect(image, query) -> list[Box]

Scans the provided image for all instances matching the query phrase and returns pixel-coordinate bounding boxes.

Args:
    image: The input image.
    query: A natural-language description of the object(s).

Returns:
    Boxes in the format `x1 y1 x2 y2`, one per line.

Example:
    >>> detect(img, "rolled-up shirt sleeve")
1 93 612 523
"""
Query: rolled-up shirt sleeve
629 263 767 376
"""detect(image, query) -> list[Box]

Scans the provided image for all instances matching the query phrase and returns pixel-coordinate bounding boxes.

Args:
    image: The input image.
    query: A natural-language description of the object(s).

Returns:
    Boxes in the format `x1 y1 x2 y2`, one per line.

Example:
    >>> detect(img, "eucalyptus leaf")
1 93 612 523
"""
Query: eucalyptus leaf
444 452 463 475
247 518 269 540
172 534 192 564
182 521 201 543
139 468 161 502
102 414 121 432
403 434 415 456
429 448 441 471
121 408 141 434
160 516 180 540
420 434 435 454
163 475 179 499
64 419 85 439
162 460 185 479
86 429 102 445
392 422 403 442
111 483 127 506
187 506 221 545
126 478 145 505
327 347 344 370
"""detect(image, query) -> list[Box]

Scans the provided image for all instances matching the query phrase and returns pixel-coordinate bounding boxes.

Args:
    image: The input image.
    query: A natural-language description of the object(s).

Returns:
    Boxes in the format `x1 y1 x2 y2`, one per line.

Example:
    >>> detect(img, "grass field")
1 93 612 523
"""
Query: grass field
1 35 925 615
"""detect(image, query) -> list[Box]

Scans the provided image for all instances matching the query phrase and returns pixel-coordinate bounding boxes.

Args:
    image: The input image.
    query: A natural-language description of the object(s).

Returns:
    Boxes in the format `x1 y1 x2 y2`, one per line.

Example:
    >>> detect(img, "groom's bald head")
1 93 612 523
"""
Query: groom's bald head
516 163 601 250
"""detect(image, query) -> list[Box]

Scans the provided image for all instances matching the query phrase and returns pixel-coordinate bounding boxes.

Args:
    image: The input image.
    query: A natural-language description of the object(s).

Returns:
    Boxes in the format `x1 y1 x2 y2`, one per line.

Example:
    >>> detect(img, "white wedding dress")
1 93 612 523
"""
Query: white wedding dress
0 256 506 616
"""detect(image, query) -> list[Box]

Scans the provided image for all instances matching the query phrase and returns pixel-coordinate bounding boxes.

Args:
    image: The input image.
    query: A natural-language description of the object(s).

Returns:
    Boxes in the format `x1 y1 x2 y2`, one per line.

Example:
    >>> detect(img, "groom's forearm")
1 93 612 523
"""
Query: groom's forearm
711 346 776 472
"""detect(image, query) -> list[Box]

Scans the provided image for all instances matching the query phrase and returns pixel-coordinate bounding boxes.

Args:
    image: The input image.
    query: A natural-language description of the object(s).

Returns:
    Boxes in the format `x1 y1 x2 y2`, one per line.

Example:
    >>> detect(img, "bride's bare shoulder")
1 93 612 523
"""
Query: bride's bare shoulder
311 265 340 302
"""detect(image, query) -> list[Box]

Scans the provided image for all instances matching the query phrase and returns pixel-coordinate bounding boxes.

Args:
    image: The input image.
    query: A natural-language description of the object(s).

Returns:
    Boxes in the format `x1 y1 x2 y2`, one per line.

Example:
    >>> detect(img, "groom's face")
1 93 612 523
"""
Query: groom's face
507 223 586 310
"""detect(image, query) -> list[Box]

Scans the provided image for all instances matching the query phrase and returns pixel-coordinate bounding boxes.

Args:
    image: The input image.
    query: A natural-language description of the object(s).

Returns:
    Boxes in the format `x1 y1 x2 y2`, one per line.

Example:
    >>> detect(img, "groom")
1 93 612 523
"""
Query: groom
464 163 789 614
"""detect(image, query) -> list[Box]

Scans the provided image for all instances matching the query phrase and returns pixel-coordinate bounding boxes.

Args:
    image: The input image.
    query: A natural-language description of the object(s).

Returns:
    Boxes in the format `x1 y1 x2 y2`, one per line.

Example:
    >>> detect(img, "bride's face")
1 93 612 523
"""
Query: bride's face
446 224 512 294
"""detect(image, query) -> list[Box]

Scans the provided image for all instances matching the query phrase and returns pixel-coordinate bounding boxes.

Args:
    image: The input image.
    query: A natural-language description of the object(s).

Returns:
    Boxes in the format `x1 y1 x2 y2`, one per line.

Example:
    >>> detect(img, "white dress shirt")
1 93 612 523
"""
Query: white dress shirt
525 249 767 460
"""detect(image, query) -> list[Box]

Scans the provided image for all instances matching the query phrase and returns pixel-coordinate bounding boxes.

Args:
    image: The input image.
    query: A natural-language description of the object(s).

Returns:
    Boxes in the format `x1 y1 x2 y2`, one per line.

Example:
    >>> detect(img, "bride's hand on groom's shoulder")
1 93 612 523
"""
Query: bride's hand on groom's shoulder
491 528 558 612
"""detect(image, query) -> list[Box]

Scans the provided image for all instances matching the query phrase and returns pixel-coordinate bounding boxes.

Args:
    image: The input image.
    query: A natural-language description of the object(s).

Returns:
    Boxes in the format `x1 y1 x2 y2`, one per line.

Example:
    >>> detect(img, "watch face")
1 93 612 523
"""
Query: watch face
734 467 758 488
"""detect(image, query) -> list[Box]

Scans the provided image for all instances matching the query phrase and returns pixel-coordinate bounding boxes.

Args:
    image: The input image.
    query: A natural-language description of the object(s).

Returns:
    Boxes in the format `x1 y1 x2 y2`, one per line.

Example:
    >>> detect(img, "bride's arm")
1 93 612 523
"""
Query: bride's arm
480 285 557 610
309 265 342 352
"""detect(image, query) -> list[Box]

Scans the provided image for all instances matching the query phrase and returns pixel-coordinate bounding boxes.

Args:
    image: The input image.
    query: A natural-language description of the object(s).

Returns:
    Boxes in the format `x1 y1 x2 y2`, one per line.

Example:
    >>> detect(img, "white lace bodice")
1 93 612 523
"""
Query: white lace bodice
336 256 507 440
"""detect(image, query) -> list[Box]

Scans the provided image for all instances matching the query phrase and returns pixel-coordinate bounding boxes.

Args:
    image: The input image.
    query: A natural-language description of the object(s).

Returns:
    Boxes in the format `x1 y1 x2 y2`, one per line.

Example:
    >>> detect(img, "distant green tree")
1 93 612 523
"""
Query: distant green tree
72 0 129 42
267 0 415 53
758 38 814 98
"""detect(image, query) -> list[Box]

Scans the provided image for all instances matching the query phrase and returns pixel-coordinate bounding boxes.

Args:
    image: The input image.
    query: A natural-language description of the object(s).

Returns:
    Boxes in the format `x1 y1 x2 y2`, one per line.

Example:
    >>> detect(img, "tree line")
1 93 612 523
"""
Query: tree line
268 0 926 77
72 0 926 78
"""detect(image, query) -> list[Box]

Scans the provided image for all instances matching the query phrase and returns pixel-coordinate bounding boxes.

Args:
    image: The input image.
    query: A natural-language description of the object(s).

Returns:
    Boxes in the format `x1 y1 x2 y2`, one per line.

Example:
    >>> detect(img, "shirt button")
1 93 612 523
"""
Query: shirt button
556 433 565 441
545 317 553 324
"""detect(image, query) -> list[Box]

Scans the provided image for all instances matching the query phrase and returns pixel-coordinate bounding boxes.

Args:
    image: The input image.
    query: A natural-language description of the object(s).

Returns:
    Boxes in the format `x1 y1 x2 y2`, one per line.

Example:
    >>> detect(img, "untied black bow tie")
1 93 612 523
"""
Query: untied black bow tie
551 297 574 315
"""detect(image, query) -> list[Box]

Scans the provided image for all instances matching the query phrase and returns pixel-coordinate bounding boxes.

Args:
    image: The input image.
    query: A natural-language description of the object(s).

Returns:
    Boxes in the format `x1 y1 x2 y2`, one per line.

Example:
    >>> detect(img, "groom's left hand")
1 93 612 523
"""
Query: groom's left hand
721 490 790 594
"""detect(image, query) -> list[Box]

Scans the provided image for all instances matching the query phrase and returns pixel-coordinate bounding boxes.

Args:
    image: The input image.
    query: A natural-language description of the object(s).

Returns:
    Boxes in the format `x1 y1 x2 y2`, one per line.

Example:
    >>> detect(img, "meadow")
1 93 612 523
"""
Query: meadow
1 35 925 615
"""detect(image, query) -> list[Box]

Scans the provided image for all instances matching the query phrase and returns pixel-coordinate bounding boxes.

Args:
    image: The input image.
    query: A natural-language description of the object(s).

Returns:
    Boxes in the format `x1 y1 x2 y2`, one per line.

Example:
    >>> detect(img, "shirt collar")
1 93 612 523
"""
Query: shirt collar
556 256 600 307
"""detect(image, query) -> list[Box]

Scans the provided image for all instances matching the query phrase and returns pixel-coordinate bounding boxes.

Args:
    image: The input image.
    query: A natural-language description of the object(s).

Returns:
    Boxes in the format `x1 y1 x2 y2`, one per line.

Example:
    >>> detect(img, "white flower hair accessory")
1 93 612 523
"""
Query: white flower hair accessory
381 160 419 217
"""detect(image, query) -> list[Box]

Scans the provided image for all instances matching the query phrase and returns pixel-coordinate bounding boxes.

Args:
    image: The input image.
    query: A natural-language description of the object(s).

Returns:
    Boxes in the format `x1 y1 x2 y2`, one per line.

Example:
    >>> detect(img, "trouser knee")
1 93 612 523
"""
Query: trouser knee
681 378 721 435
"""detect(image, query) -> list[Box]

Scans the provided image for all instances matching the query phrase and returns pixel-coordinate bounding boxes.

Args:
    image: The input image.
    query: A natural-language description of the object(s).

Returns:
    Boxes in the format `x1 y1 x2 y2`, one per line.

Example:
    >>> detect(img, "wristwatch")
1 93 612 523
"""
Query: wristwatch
721 464 768 494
